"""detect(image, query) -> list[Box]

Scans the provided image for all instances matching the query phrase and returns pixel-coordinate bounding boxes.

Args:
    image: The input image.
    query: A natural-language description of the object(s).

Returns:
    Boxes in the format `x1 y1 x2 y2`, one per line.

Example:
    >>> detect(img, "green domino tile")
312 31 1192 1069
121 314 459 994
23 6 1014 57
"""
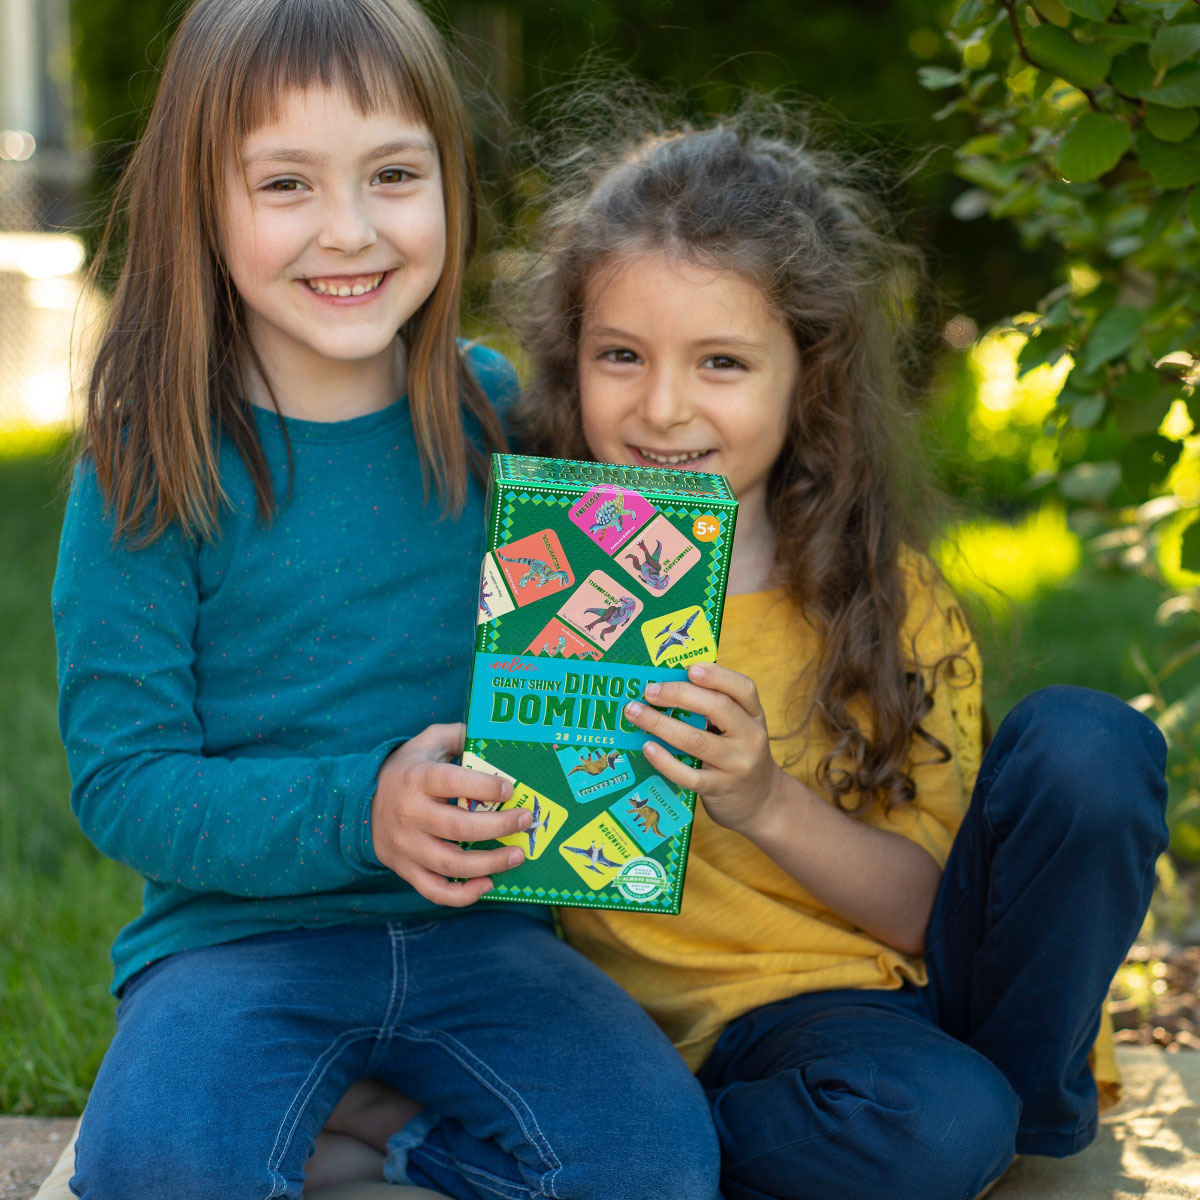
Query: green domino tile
463 454 738 915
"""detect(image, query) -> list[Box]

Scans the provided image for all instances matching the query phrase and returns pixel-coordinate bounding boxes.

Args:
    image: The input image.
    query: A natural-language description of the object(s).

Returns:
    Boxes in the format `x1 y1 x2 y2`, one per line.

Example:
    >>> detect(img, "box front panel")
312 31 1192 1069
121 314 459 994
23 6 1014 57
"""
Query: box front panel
464 458 736 914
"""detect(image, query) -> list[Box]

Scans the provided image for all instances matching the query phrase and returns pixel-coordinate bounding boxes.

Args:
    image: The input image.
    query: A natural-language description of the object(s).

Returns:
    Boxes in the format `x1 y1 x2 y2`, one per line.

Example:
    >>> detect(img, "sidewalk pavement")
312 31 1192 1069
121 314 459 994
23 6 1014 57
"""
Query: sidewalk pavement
3 1047 1198 1200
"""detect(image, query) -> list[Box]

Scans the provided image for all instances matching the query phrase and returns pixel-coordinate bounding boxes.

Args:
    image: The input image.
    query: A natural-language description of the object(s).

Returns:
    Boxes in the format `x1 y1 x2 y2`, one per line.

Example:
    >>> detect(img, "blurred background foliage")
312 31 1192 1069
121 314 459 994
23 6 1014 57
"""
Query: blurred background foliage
2 0 1198 1114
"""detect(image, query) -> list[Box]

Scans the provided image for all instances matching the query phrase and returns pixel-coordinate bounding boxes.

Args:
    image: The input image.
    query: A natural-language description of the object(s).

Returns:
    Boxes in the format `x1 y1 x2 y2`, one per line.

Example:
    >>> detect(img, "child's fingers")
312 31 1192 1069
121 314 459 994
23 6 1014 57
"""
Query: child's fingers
424 761 513 806
624 700 728 769
425 798 531 845
406 722 467 760
640 740 704 793
640 679 753 736
404 863 498 908
413 833 525 883
685 663 764 719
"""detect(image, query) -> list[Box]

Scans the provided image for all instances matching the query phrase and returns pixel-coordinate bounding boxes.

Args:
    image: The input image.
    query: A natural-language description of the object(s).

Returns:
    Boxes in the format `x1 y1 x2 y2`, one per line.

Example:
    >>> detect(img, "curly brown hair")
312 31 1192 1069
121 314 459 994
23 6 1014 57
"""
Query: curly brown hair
512 109 972 816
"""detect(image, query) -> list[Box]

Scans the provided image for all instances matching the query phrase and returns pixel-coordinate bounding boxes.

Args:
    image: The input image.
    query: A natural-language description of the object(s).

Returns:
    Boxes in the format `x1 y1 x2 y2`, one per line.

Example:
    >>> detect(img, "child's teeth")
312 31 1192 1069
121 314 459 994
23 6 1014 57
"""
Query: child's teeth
641 448 708 464
306 273 384 296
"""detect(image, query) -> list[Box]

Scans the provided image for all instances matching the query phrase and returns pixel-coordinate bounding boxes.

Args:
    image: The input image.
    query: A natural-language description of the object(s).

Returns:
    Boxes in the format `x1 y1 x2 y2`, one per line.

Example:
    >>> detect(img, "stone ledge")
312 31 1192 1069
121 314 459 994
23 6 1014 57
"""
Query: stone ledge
4 1047 1199 1200
0 1118 75 1200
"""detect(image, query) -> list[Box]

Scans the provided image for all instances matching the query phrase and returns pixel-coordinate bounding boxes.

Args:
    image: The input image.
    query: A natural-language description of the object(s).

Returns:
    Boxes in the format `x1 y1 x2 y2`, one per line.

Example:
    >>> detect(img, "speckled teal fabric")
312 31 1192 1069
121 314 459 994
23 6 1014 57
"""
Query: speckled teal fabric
53 344 545 994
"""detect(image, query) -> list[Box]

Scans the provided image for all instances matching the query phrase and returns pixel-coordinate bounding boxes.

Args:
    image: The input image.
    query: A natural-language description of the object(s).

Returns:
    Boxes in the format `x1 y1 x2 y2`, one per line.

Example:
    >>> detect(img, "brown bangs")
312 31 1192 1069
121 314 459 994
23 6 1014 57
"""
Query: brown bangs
226 2 432 144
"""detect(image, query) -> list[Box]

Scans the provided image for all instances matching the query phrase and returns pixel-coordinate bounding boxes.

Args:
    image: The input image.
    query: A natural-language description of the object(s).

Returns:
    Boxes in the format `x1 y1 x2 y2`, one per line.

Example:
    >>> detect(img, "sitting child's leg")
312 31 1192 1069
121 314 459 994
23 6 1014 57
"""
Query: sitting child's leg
696 987 1018 1200
368 910 720 1200
72 926 396 1200
924 685 1168 1155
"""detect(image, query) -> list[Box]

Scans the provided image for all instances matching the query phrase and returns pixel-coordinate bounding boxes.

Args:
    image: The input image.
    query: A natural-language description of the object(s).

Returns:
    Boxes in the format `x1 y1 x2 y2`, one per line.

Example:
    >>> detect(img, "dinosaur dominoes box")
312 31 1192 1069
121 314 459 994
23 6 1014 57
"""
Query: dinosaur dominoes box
463 453 738 914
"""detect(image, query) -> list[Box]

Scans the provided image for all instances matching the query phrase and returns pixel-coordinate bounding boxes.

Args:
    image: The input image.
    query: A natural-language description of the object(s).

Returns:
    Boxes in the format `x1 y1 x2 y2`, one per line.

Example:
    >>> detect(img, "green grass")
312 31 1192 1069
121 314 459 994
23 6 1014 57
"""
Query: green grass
0 438 143 1115
0 440 1185 1114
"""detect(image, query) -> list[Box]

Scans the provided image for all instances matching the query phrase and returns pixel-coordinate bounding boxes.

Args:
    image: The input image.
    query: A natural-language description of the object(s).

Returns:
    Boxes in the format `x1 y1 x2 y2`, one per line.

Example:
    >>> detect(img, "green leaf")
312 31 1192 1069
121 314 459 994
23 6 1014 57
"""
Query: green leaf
1121 434 1182 496
1024 24 1111 90
1189 188 1200 232
1056 112 1132 180
1032 0 1073 26
1069 392 1108 428
1136 130 1200 187
951 0 988 30
1144 104 1200 142
1149 25 1200 73
918 65 967 89
1079 305 1144 373
1111 46 1156 96
1059 461 1122 501
1080 21 1152 46
1143 189 1187 243
1144 64 1200 109
1017 330 1069 376
1063 0 1117 17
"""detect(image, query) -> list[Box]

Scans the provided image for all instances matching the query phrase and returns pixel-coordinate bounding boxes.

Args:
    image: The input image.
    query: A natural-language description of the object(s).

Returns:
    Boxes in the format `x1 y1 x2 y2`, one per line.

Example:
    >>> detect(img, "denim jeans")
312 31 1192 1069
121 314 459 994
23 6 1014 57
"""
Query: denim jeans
71 911 720 1200
697 687 1169 1200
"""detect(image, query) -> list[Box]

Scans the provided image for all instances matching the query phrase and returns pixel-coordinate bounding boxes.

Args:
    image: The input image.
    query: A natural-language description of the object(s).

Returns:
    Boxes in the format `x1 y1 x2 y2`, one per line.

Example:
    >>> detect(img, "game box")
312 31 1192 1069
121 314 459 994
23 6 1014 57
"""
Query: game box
462 454 738 913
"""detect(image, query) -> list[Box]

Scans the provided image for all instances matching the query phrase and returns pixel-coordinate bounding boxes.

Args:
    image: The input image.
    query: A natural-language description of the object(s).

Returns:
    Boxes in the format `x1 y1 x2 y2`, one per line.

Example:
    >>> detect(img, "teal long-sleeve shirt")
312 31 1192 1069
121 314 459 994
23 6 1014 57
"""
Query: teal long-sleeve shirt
53 345 543 993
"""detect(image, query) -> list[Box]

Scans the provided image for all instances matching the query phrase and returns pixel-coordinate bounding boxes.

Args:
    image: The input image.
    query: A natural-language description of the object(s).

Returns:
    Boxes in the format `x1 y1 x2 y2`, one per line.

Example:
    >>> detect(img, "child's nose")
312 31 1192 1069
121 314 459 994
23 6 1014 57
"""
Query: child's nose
640 368 691 430
317 189 377 255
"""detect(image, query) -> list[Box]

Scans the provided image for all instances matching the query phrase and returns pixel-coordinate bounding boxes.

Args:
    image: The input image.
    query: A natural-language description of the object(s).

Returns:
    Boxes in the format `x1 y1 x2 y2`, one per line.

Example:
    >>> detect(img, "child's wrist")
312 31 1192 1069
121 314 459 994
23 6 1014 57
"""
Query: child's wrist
735 765 801 846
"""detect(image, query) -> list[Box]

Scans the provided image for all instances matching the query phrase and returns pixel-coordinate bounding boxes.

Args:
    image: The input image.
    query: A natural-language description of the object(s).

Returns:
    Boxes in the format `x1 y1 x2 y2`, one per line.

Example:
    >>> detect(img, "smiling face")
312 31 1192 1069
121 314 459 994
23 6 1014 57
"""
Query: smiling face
578 252 800 547
222 85 446 414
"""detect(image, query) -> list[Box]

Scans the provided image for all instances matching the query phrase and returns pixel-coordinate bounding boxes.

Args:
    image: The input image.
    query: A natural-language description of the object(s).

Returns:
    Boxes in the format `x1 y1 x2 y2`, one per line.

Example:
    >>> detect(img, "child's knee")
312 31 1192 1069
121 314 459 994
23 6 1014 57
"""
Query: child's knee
992 686 1168 850
73 1123 297 1200
567 1078 720 1200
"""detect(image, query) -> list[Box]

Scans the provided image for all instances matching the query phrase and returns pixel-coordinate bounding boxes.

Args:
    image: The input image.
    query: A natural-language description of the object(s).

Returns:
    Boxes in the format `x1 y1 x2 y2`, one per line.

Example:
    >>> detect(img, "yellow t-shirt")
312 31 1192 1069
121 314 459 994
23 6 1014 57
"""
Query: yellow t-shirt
559 559 1120 1103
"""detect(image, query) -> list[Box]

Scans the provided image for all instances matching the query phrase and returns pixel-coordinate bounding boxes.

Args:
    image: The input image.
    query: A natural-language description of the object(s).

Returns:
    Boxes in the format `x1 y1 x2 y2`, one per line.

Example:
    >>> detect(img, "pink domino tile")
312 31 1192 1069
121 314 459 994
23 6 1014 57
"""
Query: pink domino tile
614 515 700 596
568 486 656 553
556 570 644 650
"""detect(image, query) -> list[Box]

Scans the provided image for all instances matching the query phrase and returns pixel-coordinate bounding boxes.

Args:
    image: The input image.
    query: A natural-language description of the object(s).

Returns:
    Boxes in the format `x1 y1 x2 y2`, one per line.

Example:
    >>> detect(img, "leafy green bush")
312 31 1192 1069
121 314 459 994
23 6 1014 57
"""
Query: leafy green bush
926 0 1200 854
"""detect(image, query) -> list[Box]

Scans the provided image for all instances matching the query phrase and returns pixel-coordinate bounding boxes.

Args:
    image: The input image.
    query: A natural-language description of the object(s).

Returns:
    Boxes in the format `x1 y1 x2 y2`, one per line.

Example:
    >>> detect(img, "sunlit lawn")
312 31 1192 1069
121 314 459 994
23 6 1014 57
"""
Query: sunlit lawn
0 431 1190 1114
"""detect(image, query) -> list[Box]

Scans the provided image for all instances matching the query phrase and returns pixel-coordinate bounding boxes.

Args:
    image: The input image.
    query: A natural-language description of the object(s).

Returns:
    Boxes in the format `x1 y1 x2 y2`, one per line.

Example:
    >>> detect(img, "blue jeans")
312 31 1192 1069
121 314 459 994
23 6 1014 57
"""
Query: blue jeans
697 687 1169 1200
71 911 720 1200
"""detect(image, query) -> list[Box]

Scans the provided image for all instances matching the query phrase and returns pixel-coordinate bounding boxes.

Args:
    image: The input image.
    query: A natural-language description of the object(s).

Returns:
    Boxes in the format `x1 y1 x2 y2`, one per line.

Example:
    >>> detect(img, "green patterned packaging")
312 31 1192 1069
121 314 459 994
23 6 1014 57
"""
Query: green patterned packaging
463 454 738 913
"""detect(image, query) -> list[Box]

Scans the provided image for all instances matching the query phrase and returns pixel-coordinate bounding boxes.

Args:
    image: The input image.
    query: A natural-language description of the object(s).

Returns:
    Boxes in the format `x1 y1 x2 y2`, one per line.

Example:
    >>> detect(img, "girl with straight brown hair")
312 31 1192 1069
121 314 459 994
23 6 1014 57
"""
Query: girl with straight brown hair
51 3 719 1197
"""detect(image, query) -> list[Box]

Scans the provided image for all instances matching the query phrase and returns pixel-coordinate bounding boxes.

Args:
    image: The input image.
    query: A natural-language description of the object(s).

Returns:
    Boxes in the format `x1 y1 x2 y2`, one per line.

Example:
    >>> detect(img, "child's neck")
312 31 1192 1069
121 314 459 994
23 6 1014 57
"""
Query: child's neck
243 339 406 422
727 493 779 595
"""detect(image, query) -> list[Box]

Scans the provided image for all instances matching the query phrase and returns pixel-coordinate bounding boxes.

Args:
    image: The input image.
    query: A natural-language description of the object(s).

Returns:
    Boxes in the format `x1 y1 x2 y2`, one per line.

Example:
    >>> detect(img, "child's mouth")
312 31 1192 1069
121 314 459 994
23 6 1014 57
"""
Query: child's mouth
632 446 715 467
302 271 388 298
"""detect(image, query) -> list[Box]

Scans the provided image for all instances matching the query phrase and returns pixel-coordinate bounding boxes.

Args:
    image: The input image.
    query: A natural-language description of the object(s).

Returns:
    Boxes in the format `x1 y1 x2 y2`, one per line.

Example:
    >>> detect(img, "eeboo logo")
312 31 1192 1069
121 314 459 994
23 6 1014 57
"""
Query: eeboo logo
615 857 669 903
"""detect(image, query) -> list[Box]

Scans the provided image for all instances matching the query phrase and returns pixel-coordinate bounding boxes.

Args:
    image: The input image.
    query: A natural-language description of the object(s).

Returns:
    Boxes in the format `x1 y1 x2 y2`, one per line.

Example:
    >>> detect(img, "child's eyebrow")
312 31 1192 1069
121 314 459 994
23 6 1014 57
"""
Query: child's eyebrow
241 136 435 168
584 325 766 351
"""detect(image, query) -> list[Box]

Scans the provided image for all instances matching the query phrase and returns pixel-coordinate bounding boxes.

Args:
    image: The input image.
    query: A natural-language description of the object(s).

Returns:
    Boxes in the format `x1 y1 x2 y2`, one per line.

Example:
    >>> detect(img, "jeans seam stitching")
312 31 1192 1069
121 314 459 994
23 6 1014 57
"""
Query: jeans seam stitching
389 1022 564 1197
381 923 407 1035
266 1027 380 1179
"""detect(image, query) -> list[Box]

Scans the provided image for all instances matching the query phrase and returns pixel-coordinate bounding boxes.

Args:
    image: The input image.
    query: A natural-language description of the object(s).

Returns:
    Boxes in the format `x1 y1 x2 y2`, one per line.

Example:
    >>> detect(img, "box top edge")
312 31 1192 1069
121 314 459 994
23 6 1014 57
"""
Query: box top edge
491 452 736 503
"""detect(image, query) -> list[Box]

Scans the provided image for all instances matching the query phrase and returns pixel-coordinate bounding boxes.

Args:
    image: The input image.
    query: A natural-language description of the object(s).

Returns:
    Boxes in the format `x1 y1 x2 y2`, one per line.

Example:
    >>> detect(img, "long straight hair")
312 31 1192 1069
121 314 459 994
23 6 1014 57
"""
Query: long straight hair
85 0 505 544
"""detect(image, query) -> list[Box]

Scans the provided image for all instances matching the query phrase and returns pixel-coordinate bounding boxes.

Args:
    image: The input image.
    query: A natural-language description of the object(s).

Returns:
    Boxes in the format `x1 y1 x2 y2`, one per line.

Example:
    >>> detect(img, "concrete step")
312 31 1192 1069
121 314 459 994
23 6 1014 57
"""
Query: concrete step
4 1046 1198 1200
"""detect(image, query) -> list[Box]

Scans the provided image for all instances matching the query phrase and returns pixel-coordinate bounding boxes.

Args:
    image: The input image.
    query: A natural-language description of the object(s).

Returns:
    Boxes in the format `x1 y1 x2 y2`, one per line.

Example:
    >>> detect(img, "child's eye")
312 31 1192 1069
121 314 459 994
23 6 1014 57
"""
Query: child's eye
701 354 746 371
375 166 416 185
262 177 308 193
599 348 642 365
